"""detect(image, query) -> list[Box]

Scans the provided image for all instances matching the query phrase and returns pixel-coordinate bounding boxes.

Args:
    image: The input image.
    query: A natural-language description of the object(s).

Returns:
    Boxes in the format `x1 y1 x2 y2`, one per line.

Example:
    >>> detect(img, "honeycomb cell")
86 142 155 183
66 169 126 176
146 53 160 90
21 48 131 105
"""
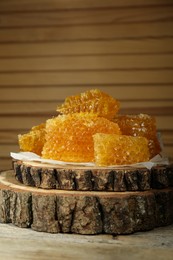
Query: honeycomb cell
113 114 161 158
57 89 120 119
93 133 150 166
18 123 46 156
42 113 121 162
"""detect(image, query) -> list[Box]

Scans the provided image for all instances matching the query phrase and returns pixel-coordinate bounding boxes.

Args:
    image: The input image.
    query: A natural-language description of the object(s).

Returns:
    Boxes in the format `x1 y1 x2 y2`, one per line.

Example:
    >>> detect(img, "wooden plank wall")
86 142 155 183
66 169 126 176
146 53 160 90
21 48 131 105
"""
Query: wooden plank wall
0 0 173 170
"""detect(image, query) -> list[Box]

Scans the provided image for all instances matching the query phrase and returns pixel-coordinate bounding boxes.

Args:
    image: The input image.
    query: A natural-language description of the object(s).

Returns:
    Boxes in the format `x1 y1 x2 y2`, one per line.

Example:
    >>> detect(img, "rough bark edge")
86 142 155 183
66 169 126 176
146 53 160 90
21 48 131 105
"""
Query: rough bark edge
13 160 173 192
0 171 173 235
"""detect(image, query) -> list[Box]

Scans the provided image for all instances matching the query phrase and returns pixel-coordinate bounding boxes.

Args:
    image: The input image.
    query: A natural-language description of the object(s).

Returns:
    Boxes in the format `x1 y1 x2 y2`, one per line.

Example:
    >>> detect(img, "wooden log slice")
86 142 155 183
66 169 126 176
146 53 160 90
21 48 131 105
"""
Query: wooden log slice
0 170 173 235
13 160 173 192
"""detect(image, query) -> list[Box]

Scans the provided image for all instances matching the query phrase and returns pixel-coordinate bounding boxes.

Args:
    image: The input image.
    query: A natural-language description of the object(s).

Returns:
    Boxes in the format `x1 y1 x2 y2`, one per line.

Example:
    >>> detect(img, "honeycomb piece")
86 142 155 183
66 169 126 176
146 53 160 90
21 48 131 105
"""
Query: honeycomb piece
42 113 121 162
113 114 161 158
57 89 120 119
18 123 46 156
93 133 150 166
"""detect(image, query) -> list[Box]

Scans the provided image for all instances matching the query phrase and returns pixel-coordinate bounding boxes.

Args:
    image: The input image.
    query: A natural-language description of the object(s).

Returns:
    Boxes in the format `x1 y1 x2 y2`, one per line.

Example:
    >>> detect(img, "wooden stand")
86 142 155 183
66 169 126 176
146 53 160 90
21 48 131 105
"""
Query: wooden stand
13 160 173 191
0 169 173 235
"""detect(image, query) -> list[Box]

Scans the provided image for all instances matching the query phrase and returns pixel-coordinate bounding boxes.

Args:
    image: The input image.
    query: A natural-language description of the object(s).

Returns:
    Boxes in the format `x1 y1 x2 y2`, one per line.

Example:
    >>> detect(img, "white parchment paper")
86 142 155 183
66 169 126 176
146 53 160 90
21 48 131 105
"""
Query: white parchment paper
10 152 169 169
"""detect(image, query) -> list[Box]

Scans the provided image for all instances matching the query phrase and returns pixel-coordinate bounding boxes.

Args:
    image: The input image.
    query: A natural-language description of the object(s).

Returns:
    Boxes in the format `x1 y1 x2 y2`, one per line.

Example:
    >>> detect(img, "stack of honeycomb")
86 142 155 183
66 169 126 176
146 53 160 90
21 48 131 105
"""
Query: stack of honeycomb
18 89 161 166
42 113 121 162
113 114 161 159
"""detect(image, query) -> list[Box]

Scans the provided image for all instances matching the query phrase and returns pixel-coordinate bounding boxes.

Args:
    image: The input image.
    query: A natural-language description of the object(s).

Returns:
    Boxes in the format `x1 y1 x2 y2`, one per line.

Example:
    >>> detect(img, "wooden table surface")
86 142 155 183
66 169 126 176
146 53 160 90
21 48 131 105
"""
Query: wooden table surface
0 223 173 260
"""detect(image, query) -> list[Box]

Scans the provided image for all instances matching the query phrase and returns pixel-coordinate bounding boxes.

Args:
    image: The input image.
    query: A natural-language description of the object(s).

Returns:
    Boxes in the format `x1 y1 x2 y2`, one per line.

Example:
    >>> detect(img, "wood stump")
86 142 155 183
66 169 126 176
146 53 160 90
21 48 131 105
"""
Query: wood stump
13 160 173 191
0 168 173 235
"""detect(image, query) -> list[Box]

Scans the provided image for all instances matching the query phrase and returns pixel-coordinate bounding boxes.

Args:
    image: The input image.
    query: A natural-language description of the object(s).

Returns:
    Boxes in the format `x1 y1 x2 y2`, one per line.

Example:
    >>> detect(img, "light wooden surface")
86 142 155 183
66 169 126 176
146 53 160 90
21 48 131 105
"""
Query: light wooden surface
0 223 173 260
0 0 173 170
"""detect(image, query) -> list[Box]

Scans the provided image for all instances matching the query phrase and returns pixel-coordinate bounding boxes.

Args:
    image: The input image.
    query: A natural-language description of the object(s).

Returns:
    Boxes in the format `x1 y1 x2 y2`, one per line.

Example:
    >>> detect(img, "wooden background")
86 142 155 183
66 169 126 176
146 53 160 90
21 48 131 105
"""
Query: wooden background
0 0 173 170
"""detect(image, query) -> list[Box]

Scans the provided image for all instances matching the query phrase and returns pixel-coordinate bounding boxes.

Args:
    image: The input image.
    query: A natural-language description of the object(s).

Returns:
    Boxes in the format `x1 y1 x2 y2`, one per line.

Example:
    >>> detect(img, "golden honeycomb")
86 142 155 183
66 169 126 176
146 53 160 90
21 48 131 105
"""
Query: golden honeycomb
18 123 46 156
56 89 120 119
113 114 161 158
42 113 121 162
17 88 162 166
93 133 150 166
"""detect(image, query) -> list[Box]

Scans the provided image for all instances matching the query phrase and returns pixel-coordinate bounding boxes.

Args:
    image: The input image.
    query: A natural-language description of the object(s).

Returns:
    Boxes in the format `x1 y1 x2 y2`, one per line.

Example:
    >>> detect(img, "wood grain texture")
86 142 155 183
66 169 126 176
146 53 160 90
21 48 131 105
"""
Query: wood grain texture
0 71 173 86
1 22 173 43
1 54 173 71
0 0 172 12
1 6 173 28
0 224 173 260
0 39 173 57
1 86 173 99
0 0 173 170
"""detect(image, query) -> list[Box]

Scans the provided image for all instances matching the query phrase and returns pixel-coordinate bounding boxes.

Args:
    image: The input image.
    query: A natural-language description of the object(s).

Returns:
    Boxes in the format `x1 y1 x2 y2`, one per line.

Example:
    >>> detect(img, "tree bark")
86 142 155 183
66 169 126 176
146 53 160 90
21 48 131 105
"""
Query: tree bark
0 170 173 235
13 160 173 191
